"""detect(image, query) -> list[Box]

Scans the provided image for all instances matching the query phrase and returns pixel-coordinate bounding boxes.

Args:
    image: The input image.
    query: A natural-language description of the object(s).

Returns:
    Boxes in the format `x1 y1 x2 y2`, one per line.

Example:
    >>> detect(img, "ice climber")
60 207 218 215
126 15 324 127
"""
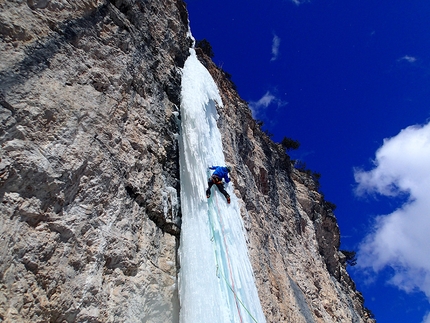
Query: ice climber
206 165 232 204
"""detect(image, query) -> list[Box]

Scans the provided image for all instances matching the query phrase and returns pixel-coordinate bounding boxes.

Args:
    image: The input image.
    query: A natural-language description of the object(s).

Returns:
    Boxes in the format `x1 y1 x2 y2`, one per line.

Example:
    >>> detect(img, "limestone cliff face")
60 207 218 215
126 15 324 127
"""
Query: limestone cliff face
196 49 374 323
1 1 189 322
0 1 373 323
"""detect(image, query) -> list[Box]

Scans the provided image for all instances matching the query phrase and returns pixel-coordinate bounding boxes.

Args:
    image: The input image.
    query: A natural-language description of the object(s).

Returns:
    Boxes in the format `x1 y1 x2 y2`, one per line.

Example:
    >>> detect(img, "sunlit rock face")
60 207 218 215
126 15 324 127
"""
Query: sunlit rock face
0 1 189 322
196 49 375 323
1 1 374 323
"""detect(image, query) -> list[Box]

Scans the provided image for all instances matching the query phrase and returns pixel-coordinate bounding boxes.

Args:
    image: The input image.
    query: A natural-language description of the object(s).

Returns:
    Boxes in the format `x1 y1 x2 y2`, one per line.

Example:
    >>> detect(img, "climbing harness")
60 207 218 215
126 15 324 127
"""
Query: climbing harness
211 174 222 184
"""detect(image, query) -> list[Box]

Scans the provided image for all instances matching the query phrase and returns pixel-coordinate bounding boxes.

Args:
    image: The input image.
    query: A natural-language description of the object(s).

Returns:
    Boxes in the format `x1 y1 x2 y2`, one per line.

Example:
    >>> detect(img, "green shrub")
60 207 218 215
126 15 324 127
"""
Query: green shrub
195 39 214 58
281 137 300 151
341 250 357 267
324 200 337 211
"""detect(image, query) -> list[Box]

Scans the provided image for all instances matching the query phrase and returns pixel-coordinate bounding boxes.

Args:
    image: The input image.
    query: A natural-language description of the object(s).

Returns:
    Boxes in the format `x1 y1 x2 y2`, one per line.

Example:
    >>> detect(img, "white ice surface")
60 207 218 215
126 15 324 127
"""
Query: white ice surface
178 49 266 323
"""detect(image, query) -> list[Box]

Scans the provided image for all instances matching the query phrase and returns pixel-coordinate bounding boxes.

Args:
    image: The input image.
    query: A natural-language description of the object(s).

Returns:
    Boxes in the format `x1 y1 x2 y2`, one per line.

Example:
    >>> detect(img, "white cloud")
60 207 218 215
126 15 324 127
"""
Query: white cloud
354 122 430 300
291 0 309 5
399 55 417 63
248 91 287 119
422 312 430 323
271 35 281 61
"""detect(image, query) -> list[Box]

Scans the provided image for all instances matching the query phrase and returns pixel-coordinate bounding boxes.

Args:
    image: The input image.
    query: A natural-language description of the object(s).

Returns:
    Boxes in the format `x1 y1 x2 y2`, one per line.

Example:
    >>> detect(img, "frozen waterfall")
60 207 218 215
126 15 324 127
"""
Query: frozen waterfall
177 48 266 323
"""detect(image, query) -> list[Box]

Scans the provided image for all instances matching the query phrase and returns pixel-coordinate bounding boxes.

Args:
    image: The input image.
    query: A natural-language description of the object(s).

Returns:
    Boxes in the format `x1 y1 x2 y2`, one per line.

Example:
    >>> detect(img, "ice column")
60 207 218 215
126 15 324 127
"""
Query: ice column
177 49 266 323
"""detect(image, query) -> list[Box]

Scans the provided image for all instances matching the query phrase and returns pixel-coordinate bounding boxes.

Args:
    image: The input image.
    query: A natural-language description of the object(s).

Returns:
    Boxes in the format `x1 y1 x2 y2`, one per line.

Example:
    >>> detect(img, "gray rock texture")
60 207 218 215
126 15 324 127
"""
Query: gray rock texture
0 1 374 323
1 1 188 322
196 49 375 323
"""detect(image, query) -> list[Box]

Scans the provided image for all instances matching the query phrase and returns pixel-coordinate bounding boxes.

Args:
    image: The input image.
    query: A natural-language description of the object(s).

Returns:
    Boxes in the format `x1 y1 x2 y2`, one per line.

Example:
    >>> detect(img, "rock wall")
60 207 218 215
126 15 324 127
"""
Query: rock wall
1 1 189 322
196 49 374 323
0 1 374 323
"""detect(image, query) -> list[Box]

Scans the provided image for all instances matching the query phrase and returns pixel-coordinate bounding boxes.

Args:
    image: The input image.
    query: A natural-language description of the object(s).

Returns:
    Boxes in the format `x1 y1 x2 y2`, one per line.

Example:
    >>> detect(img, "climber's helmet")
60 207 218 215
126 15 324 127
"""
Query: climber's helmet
226 165 232 173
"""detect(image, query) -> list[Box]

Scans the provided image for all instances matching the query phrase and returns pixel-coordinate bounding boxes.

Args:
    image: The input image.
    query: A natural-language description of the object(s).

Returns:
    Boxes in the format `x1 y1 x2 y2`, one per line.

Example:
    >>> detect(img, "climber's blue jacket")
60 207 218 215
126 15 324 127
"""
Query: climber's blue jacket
209 166 231 183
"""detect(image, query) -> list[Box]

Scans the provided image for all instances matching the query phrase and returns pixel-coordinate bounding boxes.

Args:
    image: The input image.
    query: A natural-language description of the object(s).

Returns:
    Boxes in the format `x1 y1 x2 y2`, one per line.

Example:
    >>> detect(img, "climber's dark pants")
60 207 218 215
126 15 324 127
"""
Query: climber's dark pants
206 175 229 199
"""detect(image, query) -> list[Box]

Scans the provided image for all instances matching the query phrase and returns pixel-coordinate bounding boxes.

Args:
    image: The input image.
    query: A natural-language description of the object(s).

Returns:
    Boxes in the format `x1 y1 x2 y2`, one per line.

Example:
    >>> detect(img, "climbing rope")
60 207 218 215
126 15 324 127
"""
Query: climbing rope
214 191 244 323
206 184 259 323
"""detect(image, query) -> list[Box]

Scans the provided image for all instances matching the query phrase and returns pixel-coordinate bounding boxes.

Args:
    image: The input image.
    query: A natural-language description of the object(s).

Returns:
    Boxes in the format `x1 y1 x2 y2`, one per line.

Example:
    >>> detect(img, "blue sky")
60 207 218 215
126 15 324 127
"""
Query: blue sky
186 0 430 322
